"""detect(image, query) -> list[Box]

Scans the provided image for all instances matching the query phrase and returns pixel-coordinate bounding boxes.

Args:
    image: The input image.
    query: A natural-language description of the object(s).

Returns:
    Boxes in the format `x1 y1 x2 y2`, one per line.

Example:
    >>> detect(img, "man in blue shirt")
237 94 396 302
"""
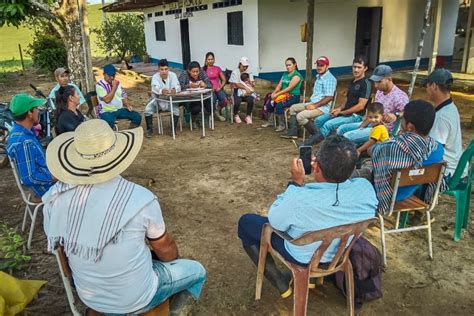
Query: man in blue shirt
7 93 55 197
237 136 377 298
49 67 87 111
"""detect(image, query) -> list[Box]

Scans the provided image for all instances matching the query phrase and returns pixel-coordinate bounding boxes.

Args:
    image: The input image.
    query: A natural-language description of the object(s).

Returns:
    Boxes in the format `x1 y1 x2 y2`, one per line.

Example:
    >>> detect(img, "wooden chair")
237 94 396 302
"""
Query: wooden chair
379 162 446 265
256 218 377 316
55 246 169 316
8 156 43 250
302 89 337 141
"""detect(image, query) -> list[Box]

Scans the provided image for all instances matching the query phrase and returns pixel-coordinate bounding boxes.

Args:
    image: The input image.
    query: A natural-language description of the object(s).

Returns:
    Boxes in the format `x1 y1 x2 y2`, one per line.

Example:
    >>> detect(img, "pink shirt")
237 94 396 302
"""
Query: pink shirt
205 65 223 90
374 84 409 131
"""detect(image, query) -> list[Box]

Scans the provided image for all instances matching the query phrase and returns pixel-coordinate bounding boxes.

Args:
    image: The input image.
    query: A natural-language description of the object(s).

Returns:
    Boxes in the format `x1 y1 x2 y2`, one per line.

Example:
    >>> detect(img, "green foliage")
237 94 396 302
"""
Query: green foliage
93 13 146 61
0 222 31 272
0 1 28 27
27 32 67 73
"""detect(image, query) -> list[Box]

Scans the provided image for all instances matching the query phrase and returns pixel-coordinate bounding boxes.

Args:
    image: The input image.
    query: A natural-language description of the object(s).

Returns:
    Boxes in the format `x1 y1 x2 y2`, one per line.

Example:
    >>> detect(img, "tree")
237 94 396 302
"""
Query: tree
93 13 145 63
0 1 94 93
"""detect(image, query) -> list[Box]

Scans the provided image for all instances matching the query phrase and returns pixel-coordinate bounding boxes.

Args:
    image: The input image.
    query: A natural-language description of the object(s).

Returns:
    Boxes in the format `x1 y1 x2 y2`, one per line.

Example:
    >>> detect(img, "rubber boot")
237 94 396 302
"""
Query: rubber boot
302 131 324 146
261 113 275 128
303 121 317 136
275 114 286 133
145 115 153 138
169 290 195 316
281 115 298 138
243 245 292 298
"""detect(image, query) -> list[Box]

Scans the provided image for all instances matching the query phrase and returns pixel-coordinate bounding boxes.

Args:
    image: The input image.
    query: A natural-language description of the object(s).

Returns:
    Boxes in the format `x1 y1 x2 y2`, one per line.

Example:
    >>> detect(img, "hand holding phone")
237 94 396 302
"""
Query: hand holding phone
299 146 312 175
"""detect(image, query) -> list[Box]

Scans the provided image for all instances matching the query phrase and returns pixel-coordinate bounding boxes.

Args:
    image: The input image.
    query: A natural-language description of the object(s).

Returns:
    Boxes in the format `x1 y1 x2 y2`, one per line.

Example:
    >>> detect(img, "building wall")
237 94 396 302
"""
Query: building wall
438 0 460 57
143 0 259 74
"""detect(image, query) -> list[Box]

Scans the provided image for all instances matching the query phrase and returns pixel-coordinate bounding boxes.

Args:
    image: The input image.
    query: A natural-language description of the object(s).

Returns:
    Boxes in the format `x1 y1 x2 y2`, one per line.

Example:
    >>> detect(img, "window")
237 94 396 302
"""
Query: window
227 11 243 45
155 21 166 41
213 0 242 9
147 13 152 18
155 11 163 17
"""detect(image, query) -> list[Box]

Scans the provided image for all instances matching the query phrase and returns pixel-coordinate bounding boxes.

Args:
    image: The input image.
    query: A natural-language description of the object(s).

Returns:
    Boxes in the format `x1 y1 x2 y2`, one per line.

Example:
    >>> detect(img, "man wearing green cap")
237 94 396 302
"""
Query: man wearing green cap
6 93 55 197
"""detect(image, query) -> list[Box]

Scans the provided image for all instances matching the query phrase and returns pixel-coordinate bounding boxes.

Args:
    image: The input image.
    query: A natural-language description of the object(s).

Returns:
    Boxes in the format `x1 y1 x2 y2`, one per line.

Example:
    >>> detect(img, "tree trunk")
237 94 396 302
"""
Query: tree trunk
305 0 315 95
408 0 432 99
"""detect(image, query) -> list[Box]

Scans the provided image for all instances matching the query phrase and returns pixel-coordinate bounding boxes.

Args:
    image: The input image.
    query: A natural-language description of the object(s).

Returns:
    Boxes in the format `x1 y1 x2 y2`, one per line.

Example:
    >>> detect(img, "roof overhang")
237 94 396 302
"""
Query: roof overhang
102 0 167 13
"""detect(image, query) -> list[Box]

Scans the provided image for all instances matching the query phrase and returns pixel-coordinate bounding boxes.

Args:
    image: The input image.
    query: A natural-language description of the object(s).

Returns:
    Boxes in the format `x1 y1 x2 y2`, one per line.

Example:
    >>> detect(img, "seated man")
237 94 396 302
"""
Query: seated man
96 64 142 129
42 119 206 315
237 136 377 297
337 64 408 145
303 56 371 147
49 67 87 112
365 100 445 214
282 56 337 139
6 93 55 197
144 59 181 137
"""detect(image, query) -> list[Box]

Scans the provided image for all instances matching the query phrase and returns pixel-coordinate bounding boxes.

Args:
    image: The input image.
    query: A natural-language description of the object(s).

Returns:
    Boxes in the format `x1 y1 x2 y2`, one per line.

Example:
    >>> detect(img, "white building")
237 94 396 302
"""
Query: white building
105 0 459 81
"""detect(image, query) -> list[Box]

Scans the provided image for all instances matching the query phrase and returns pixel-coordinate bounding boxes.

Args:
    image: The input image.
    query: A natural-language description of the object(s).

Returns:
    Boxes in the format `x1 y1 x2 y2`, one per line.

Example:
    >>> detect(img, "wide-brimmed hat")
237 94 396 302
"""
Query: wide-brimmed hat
46 119 143 185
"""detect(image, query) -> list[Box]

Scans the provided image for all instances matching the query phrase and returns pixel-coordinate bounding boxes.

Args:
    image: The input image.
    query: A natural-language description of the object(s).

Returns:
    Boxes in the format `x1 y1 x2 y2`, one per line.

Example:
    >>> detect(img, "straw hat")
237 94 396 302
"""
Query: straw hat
46 119 143 185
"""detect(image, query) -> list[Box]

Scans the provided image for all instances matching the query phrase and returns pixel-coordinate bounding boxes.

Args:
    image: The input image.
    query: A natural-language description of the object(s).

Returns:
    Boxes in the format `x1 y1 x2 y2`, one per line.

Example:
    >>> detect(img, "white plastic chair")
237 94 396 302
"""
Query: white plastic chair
8 156 43 250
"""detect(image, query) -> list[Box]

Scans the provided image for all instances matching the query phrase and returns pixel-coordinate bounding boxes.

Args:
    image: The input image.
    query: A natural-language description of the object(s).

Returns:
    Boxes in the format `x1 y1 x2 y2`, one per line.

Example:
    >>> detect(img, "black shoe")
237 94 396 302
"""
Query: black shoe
145 115 153 138
303 121 317 135
169 291 195 316
302 133 324 146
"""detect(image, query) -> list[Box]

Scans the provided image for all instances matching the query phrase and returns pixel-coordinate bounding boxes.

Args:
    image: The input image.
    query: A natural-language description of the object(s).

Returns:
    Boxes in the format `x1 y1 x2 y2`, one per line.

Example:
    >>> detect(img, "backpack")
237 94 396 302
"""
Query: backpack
223 68 233 83
334 237 383 308
261 92 273 119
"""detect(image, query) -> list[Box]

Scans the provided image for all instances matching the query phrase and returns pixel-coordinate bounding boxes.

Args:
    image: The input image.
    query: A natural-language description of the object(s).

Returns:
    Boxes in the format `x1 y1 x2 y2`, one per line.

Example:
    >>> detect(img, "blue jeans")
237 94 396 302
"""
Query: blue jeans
315 113 363 137
100 108 142 128
213 90 228 107
267 95 301 115
337 122 372 145
135 259 206 314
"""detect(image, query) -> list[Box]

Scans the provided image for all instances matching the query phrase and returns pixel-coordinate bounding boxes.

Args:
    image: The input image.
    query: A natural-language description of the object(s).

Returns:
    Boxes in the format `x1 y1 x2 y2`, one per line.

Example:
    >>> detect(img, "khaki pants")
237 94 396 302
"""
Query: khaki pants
288 103 324 125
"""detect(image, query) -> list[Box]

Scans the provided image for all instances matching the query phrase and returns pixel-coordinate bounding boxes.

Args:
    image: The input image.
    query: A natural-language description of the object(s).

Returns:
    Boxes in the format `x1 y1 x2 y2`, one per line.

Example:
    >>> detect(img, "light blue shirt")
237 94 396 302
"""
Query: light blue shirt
309 70 337 113
49 82 86 106
268 178 377 263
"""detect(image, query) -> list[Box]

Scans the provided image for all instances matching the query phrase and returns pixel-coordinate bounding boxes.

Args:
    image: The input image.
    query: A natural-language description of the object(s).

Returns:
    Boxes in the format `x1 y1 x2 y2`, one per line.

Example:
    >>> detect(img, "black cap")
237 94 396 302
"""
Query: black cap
422 68 453 87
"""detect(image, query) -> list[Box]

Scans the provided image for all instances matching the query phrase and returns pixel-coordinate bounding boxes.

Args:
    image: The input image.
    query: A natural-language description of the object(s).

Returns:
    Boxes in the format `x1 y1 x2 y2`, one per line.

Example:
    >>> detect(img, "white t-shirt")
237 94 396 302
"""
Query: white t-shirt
429 100 465 177
68 199 166 313
229 68 254 86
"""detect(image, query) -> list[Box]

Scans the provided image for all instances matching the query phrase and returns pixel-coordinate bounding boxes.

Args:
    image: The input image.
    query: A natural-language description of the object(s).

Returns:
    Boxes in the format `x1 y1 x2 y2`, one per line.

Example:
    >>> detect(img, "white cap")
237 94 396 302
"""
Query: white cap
239 57 250 66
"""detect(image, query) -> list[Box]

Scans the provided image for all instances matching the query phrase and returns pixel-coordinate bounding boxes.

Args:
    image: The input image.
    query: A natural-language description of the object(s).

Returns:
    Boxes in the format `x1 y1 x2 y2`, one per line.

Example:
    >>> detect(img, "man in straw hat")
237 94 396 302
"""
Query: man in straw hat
7 93 55 198
42 119 206 315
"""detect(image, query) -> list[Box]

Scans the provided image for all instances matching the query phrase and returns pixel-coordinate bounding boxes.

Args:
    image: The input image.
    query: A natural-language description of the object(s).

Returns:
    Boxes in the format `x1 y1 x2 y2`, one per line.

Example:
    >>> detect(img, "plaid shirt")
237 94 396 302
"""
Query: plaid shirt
178 69 212 91
6 123 54 197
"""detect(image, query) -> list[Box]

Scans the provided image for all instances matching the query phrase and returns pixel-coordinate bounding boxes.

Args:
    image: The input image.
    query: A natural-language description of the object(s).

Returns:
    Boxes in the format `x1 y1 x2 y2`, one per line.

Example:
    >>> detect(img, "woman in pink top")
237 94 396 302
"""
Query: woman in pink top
204 52 228 121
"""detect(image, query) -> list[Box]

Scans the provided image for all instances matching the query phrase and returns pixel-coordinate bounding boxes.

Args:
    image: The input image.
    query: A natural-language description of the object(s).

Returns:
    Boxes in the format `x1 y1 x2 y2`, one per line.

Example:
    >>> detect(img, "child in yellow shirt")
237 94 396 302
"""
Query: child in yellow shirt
357 102 389 155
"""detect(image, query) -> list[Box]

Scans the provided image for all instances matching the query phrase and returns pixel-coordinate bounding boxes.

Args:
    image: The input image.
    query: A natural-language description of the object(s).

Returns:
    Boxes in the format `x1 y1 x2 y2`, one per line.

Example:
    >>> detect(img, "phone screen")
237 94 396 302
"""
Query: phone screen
299 146 312 175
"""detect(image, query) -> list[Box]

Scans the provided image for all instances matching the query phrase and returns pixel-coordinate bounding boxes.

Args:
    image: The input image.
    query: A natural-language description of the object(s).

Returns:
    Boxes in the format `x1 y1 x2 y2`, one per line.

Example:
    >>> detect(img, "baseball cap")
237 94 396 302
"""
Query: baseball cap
422 68 453 87
54 67 70 77
315 56 330 66
10 93 47 117
103 64 117 76
369 65 393 82
239 57 250 67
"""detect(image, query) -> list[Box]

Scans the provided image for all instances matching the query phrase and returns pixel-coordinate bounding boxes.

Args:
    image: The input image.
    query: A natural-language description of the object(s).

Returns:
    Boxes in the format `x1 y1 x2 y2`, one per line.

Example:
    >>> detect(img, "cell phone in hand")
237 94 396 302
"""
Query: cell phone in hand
299 146 312 175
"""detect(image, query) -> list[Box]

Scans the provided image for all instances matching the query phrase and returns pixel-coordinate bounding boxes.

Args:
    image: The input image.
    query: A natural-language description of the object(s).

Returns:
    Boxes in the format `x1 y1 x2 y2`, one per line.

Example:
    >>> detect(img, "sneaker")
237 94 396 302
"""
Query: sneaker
261 121 274 128
245 116 252 125
215 111 225 122
234 115 242 124
145 129 153 138
275 125 286 132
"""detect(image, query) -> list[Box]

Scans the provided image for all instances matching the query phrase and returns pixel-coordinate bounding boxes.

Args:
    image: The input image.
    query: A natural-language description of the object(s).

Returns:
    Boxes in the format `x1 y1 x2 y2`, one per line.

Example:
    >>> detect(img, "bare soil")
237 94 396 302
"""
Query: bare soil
0 68 473 315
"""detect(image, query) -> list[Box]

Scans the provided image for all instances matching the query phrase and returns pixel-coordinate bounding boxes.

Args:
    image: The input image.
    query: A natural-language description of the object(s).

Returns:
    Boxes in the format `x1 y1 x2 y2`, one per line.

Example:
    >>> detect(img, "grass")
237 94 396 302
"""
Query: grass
0 58 33 82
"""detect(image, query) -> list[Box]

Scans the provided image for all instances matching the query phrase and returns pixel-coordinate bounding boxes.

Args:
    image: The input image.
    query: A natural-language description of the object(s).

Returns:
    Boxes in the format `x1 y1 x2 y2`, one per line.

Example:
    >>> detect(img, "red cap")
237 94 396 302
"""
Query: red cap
315 56 330 66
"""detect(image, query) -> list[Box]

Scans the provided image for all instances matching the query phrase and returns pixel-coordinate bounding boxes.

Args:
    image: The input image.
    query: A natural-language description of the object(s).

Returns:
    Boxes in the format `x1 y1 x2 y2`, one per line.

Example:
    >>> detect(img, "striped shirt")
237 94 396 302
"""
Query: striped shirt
95 79 128 114
178 69 212 91
6 123 54 197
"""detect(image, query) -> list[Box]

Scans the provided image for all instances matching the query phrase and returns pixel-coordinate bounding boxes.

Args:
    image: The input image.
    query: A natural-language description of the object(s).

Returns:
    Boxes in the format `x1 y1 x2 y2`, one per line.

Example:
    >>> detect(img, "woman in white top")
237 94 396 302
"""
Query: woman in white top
229 57 255 125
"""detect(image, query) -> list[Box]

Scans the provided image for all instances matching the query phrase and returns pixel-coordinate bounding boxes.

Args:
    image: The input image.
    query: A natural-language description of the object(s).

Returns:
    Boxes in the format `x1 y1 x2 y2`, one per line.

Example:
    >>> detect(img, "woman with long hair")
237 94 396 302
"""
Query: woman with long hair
55 85 85 135
203 52 228 121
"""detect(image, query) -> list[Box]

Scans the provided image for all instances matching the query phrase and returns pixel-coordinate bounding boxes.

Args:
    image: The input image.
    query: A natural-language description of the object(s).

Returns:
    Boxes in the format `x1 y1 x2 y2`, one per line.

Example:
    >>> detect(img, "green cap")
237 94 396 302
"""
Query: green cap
10 93 46 117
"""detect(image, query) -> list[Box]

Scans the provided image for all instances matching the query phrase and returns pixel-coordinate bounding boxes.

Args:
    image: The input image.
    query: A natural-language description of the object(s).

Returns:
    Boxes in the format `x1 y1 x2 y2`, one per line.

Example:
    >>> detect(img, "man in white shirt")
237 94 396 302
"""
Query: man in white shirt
424 68 465 177
144 59 181 137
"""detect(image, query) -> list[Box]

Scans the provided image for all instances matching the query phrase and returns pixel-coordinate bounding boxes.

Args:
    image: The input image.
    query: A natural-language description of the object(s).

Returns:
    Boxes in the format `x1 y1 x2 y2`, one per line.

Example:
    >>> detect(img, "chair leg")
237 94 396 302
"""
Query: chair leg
453 192 465 241
345 261 355 316
378 214 387 266
54 250 81 316
292 268 310 316
462 188 471 229
22 204 29 232
255 243 269 301
427 211 433 260
27 204 41 250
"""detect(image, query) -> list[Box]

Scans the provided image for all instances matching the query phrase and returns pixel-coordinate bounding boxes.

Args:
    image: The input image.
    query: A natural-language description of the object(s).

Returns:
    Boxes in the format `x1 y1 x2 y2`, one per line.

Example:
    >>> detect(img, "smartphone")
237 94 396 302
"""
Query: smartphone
299 146 312 175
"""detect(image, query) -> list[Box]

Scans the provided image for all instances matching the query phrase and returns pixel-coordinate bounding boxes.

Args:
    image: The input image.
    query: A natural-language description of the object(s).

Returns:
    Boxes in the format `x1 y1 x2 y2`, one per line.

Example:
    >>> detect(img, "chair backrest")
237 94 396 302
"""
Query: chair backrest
8 156 32 203
448 139 474 190
289 218 377 272
57 245 73 278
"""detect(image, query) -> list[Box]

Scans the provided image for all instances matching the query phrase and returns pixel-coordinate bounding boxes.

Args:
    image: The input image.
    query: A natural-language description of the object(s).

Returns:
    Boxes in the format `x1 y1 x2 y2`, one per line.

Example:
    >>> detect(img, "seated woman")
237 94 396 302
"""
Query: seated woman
262 58 303 132
203 52 228 122
55 85 85 135
228 57 255 124
178 61 212 127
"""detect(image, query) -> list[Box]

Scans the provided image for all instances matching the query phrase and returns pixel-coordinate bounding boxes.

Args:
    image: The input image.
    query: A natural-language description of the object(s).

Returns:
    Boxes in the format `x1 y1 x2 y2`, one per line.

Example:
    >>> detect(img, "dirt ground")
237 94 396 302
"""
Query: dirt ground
0 68 473 315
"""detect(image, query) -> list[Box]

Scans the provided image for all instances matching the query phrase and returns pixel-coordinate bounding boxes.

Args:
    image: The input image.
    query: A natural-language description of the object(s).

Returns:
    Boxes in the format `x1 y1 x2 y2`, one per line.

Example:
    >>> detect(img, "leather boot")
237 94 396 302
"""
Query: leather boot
169 290 195 316
303 121 317 136
129 122 140 129
243 245 292 298
144 116 153 137
302 131 324 146
281 115 298 138
261 113 275 128
275 114 286 133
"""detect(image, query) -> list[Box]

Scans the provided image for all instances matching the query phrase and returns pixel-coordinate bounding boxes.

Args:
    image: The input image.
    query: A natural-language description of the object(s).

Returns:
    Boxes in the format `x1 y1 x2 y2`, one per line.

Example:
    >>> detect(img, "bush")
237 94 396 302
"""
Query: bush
0 222 31 273
93 13 146 62
28 32 67 73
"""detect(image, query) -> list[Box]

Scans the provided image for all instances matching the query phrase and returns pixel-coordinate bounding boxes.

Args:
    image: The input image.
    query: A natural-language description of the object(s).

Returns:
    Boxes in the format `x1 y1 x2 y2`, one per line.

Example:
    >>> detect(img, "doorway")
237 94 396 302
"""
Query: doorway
180 19 191 68
354 7 382 69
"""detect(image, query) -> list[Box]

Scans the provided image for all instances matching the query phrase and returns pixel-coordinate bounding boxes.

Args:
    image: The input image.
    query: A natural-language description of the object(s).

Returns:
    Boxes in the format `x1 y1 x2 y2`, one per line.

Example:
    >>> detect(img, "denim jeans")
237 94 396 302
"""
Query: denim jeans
337 122 372 145
267 95 301 115
213 90 229 107
315 113 363 137
100 108 142 129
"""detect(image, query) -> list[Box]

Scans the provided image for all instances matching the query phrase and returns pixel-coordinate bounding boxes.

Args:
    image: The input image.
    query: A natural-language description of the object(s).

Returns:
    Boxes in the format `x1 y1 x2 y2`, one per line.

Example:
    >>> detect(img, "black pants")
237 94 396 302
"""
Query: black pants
187 99 211 116
233 89 254 116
